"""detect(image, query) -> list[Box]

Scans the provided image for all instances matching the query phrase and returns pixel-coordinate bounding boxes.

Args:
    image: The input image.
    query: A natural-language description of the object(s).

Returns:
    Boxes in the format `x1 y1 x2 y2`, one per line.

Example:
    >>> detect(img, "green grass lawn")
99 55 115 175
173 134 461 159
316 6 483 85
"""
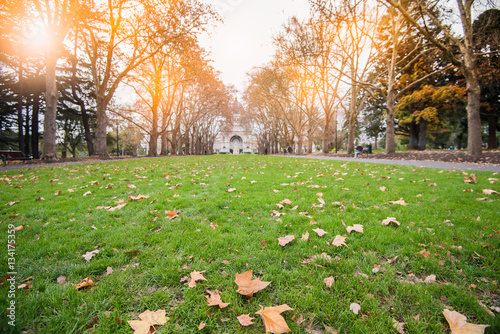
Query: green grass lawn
1 155 499 333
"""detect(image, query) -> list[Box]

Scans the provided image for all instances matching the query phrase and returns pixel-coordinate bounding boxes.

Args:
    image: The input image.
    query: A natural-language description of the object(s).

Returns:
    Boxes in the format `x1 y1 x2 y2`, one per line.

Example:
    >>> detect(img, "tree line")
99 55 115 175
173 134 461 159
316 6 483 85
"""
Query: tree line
0 0 234 159
243 0 499 156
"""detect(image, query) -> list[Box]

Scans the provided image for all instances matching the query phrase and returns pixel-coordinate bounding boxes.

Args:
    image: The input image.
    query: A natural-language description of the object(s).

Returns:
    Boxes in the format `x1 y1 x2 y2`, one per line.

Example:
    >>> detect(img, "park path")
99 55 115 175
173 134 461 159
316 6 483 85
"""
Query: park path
1 155 499 173
282 154 500 173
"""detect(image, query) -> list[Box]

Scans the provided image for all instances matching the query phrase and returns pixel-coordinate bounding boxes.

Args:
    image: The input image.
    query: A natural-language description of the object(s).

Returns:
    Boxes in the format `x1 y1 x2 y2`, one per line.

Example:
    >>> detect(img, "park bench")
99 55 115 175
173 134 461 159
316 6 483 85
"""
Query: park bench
0 150 33 165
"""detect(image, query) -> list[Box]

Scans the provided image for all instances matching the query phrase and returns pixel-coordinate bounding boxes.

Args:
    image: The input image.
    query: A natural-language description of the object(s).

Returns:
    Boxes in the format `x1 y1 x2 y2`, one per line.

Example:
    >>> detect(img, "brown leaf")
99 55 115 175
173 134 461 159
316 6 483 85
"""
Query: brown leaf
82 249 99 262
392 319 406 334
329 235 347 247
198 322 206 330
443 309 488 334
324 276 334 288
379 186 387 192
128 310 168 334
278 235 295 247
6 201 20 206
210 222 218 229
165 209 178 220
237 314 255 326
187 271 207 288
382 217 400 226
234 270 271 297
14 225 25 232
346 224 364 234
313 228 328 237
106 267 113 276
280 199 293 205
57 276 66 284
419 250 431 258
482 189 499 195
75 276 95 290
205 290 230 308
389 198 407 206
227 188 237 193
256 304 293 334
301 231 310 241
128 194 150 201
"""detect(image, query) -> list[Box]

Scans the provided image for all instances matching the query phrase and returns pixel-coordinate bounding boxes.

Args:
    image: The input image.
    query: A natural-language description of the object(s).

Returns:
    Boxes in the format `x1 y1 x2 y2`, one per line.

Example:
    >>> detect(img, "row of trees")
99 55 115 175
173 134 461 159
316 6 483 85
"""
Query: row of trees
0 0 234 159
243 0 499 156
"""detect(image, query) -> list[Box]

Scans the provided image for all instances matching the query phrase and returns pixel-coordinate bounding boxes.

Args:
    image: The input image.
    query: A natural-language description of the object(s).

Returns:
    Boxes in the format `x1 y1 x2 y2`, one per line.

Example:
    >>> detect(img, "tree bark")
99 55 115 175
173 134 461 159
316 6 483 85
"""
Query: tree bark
487 112 498 149
94 100 109 157
418 120 428 150
31 93 40 159
42 51 58 160
408 122 419 149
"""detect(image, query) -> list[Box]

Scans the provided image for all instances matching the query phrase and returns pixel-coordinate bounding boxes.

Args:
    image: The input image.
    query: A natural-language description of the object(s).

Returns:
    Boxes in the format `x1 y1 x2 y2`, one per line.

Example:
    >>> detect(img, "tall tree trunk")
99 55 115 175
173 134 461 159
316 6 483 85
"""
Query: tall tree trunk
385 7 398 154
418 121 428 150
148 108 158 156
160 112 168 155
408 122 419 149
17 62 24 153
31 93 40 159
94 100 109 157
487 112 498 149
81 107 94 156
42 52 58 160
322 115 332 153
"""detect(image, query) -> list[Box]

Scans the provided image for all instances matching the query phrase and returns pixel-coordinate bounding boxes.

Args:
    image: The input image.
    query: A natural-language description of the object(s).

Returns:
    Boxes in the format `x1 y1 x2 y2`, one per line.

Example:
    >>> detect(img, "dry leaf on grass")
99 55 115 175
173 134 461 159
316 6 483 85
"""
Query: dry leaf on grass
128 194 150 201
324 276 335 288
235 270 271 297
165 209 178 219
183 271 207 288
328 235 347 247
389 199 407 206
205 290 230 308
313 228 328 237
75 276 95 290
128 309 168 334
198 322 206 330
443 309 488 334
57 276 66 284
278 235 295 247
82 249 99 262
237 314 255 326
227 188 237 193
382 217 400 226
346 224 364 234
14 225 25 232
350 303 361 315
482 189 499 195
301 231 310 241
256 304 293 334
392 319 406 334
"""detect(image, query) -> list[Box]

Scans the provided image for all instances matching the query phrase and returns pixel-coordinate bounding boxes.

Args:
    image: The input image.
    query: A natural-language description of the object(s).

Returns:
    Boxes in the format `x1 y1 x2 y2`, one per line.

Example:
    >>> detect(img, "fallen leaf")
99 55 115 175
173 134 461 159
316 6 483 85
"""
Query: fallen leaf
392 318 406 334
280 199 293 205
14 225 25 232
313 228 328 237
187 271 207 288
55 190 62 195
198 322 206 330
128 310 168 334
389 199 407 206
419 250 431 258
227 188 237 193
256 304 293 334
6 201 20 206
235 270 271 297
106 267 113 276
128 194 150 201
301 231 310 241
83 191 92 197
482 189 499 195
278 235 295 247
379 186 387 192
237 314 255 326
329 235 347 247
350 303 361 315
324 276 334 288
75 276 95 290
382 217 400 226
165 209 178 220
210 222 218 229
205 290 230 308
346 224 364 234
424 274 436 284
82 249 99 262
443 309 488 334
57 276 66 284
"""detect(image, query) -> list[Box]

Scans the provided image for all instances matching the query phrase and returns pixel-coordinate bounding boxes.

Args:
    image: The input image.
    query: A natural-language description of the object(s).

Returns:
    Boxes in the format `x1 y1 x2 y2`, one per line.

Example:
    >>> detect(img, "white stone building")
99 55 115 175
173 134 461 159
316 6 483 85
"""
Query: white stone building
213 113 258 154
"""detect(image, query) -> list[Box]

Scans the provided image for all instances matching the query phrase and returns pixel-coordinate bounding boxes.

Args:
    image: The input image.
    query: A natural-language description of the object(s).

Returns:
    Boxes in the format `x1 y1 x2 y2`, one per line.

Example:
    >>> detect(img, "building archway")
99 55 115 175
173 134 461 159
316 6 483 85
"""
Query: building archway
230 136 243 154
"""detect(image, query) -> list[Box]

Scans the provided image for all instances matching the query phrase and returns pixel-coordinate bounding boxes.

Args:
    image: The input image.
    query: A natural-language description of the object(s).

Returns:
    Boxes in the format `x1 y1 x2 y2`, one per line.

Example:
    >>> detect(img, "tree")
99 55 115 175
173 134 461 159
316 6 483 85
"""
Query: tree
382 0 494 156
82 0 218 157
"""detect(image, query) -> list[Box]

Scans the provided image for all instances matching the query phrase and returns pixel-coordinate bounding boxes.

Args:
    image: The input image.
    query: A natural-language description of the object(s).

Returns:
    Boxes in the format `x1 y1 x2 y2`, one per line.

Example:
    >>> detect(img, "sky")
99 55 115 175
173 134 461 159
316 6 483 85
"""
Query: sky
199 0 311 94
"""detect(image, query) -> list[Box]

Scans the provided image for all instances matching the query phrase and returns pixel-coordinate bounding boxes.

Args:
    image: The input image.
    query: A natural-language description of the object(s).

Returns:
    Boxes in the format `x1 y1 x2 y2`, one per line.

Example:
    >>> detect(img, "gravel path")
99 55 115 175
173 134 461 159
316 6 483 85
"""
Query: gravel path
1 155 500 173
283 155 500 172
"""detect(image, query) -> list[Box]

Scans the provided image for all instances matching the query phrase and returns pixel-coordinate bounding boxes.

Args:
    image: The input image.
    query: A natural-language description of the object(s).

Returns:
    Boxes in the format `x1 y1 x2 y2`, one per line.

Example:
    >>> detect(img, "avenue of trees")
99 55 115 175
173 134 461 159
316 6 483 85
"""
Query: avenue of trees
0 0 499 159
0 0 233 159
243 0 499 156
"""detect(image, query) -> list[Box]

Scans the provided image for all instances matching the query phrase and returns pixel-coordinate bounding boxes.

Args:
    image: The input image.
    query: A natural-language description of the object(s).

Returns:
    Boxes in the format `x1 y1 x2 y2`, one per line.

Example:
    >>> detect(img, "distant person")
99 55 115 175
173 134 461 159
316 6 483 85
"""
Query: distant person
354 146 363 158
288 147 292 154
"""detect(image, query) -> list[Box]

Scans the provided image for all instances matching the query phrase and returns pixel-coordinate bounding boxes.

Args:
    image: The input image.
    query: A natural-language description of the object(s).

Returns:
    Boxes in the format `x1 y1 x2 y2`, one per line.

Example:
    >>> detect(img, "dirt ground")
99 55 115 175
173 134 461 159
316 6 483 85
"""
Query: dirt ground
304 150 500 165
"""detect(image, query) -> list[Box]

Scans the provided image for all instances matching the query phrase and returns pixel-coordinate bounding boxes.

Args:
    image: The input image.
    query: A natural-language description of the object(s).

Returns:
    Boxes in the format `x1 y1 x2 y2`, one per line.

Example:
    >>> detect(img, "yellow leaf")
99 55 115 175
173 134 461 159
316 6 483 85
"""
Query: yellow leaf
256 304 293 334
75 276 95 290
443 309 488 334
